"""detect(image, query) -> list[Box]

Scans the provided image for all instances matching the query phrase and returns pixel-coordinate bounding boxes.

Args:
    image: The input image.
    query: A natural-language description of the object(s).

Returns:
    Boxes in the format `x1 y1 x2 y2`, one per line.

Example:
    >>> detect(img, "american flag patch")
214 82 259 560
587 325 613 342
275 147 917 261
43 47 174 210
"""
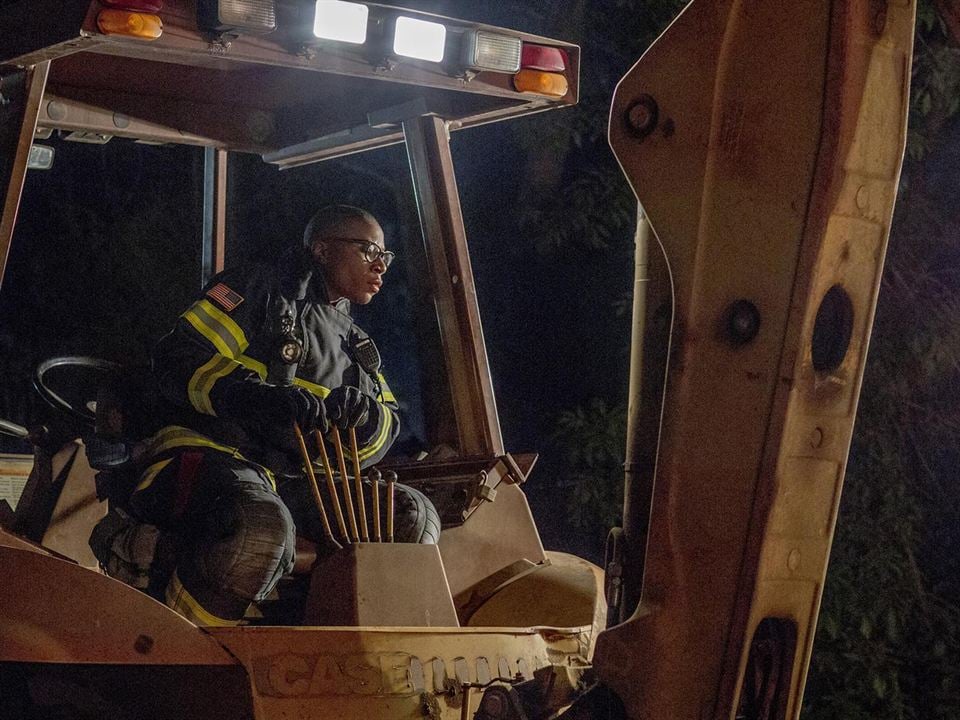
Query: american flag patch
206 283 244 311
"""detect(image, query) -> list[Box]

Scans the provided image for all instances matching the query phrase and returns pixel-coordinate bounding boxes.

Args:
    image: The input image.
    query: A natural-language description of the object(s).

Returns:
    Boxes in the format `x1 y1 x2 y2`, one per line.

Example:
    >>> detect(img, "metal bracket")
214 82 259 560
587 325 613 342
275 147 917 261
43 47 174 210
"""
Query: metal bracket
262 97 435 168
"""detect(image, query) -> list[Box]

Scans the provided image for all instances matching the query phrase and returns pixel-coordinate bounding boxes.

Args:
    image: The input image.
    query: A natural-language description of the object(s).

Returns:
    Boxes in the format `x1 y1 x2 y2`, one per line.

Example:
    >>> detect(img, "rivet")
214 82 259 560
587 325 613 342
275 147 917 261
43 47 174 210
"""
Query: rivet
810 427 824 448
134 634 154 655
788 549 801 572
113 112 130 129
625 94 659 140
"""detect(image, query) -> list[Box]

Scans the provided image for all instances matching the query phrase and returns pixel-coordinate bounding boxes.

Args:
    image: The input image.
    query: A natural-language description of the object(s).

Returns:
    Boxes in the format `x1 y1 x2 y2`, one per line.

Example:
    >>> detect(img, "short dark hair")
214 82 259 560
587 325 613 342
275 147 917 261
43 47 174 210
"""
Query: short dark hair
303 204 378 247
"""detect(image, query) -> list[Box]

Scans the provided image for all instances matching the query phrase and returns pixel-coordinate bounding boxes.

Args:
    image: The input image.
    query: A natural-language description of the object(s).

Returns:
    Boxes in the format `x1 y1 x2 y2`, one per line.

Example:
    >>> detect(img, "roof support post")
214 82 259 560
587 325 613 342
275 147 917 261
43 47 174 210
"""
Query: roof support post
402 114 504 458
201 147 227 286
0 62 49 292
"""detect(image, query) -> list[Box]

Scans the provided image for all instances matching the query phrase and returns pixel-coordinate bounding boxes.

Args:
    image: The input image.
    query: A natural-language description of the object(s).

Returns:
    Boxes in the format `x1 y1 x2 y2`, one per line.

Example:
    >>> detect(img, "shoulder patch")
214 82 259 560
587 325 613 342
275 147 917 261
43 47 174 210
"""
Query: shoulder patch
206 283 244 312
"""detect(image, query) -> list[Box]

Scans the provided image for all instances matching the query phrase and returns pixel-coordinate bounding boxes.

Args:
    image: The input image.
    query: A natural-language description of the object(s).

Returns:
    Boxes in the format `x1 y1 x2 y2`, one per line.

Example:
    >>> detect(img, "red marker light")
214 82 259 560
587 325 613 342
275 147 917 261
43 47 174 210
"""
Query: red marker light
101 0 164 11
521 44 567 72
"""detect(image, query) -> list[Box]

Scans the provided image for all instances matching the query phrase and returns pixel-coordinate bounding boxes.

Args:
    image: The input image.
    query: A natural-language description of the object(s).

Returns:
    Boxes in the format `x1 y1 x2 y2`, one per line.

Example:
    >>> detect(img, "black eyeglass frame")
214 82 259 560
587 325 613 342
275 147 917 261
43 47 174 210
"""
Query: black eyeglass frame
327 237 395 268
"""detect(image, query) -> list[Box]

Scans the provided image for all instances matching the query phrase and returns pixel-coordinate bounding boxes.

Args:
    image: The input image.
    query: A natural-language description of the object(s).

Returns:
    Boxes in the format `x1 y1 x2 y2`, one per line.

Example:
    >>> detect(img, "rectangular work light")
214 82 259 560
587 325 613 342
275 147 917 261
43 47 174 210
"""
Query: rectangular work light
393 16 446 62
462 30 521 73
313 1 368 44
198 0 276 34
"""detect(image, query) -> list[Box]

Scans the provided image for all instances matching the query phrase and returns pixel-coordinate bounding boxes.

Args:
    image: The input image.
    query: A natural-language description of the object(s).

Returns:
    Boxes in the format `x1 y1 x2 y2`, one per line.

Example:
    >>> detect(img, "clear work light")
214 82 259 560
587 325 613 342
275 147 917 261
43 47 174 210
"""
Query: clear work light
198 0 277 34
313 1 368 43
462 30 521 73
393 16 446 62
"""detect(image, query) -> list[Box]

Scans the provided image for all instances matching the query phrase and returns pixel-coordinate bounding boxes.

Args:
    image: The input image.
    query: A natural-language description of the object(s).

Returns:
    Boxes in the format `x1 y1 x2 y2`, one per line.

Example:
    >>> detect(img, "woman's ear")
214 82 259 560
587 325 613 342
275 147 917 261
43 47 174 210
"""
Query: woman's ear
311 239 327 265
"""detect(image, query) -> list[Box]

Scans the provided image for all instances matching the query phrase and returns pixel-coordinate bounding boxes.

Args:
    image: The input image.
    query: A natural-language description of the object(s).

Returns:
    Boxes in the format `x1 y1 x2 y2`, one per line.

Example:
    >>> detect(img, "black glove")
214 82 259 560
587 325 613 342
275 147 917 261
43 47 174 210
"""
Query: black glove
323 385 370 429
220 382 323 432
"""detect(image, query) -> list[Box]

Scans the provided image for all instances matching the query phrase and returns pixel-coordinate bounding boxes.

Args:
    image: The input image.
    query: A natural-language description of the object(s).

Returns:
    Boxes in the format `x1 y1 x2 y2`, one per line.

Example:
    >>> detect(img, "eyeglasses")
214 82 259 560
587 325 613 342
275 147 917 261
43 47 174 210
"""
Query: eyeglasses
328 238 395 269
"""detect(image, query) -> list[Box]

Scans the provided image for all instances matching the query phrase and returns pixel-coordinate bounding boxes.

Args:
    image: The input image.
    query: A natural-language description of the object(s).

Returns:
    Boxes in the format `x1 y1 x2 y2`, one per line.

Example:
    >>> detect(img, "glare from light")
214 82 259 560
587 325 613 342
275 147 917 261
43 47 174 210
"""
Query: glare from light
393 16 446 62
313 0 368 44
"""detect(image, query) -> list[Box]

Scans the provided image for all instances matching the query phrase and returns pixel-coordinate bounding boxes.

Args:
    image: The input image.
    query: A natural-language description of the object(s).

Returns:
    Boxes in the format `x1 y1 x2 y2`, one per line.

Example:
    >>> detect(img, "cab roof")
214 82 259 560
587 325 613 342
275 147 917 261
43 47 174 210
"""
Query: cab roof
0 1 579 166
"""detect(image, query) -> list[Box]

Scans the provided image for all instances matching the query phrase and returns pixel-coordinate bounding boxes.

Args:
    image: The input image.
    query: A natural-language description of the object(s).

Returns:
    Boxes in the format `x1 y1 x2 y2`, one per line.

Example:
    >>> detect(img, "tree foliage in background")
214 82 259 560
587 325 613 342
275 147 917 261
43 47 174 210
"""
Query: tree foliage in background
553 399 628 531
501 0 685 557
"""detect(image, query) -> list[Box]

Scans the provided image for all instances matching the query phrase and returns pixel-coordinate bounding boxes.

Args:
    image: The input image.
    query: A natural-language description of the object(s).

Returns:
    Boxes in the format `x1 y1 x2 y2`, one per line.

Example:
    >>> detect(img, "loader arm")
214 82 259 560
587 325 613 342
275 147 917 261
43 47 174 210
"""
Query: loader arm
597 0 915 717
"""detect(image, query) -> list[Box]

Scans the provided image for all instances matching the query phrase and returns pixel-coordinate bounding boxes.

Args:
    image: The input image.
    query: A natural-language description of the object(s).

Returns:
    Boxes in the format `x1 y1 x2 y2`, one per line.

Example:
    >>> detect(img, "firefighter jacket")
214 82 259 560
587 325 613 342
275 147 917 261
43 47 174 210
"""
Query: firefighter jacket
150 248 399 475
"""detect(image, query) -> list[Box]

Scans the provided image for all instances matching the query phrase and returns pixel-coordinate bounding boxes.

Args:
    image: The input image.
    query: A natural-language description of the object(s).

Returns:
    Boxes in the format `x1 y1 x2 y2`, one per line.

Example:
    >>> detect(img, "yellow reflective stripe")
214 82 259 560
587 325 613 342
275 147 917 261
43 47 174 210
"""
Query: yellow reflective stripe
188 354 236 415
144 426 276 492
134 458 173 493
184 308 231 357
237 354 267 379
198 299 248 353
182 300 248 358
358 404 393 462
377 373 396 403
293 376 331 398
165 570 240 627
147 425 241 457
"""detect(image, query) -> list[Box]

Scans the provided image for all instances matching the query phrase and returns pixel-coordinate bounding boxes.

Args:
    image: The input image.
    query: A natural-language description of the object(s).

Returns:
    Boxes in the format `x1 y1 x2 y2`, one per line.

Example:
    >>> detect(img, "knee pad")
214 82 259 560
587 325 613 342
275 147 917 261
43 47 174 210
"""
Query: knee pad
195 485 295 603
392 484 441 545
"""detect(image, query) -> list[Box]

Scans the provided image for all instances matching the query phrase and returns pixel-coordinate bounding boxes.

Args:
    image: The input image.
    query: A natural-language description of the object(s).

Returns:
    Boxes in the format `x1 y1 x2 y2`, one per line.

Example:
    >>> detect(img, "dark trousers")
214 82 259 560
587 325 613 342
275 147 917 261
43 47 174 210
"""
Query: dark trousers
130 450 295 624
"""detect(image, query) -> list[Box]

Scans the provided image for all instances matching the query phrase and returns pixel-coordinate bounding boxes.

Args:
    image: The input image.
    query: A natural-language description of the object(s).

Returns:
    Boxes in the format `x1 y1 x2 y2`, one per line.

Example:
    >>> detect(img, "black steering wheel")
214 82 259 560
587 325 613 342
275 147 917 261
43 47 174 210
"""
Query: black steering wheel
33 356 122 426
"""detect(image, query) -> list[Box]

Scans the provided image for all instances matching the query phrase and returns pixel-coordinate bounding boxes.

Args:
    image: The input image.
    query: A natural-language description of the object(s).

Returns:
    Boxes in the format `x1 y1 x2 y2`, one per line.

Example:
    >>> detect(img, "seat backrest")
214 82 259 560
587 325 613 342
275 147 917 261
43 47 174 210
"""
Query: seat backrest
40 441 107 568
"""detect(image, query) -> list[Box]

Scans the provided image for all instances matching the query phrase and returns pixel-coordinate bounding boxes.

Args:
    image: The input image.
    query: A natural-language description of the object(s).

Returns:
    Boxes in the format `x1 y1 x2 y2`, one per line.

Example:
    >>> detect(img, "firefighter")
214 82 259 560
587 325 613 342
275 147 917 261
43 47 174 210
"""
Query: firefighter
124 205 436 626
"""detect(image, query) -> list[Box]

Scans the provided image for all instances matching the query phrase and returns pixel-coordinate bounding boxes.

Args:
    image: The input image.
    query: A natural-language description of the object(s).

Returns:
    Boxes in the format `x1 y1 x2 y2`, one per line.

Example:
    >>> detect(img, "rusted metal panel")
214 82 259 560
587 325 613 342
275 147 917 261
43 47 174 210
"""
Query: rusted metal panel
466 551 606 660
597 0 915 718
208 625 590 719
439 484 545 605
0 546 239 665
304 544 459 627
39 442 107 567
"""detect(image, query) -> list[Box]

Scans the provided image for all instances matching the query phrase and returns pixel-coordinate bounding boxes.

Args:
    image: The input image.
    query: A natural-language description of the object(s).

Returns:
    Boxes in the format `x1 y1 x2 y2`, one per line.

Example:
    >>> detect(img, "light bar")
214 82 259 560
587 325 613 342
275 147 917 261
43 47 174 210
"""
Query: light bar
462 30 521 73
393 16 446 62
198 0 276 34
313 1 368 44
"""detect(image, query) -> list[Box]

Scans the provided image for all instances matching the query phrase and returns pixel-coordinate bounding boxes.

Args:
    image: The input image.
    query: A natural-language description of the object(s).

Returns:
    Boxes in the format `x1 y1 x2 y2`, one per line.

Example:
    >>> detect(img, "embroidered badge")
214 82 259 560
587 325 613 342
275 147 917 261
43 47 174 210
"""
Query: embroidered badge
206 283 244 311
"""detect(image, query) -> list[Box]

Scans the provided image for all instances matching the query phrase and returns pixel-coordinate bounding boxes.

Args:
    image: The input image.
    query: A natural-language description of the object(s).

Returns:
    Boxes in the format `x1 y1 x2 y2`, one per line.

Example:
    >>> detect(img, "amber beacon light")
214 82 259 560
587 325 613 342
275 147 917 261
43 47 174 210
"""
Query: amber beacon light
97 1 164 40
